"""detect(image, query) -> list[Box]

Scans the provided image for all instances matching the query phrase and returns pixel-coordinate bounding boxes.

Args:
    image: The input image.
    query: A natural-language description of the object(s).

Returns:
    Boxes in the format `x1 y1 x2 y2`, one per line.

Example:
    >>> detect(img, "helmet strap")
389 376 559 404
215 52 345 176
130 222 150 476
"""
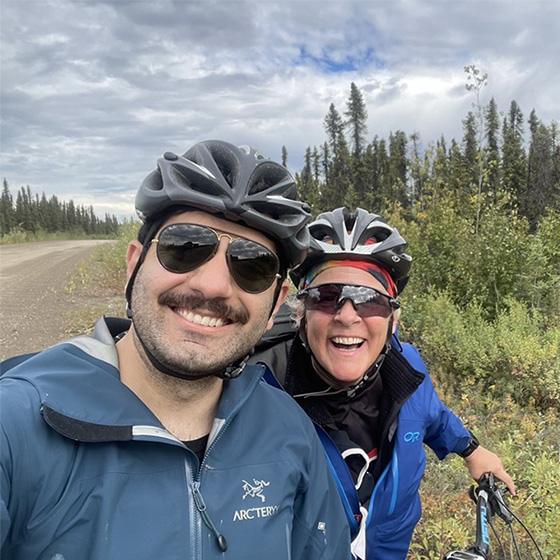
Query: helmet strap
132 321 249 381
125 220 161 318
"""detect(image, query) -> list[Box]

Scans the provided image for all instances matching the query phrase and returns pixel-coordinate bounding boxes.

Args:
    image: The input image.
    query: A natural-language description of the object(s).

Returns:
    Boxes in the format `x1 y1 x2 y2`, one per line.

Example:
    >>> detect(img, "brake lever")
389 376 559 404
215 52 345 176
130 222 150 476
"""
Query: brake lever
472 473 513 524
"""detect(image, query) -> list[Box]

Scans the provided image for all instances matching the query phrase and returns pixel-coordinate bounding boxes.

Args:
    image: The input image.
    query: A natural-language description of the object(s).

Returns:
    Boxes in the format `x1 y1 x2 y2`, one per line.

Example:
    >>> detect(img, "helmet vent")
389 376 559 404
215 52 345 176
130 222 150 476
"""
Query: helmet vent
248 163 292 196
360 226 390 245
207 143 239 189
310 224 340 245
143 170 164 191
170 165 226 197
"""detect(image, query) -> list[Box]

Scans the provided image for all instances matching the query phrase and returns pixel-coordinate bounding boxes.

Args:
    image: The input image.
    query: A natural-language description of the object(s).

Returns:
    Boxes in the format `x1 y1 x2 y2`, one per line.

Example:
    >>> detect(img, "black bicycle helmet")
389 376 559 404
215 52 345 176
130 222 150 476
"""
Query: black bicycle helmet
126 140 311 382
290 207 412 293
135 140 311 268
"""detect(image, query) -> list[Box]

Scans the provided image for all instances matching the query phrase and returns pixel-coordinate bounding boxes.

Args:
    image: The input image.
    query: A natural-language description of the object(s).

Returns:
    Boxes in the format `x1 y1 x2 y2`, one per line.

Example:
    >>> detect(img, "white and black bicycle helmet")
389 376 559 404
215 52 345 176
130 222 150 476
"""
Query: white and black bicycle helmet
135 139 311 269
290 207 412 398
290 207 412 294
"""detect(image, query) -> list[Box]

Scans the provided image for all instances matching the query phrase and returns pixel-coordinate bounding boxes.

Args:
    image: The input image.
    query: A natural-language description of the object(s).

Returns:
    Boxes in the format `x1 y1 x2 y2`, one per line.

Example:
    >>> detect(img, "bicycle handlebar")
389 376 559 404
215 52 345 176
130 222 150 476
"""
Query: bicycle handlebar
444 472 543 560
444 473 507 560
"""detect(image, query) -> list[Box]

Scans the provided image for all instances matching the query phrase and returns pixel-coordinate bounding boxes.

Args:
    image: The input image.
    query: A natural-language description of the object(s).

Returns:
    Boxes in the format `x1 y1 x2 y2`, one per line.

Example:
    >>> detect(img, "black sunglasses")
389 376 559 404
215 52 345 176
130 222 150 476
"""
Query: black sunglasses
296 283 400 318
151 223 281 294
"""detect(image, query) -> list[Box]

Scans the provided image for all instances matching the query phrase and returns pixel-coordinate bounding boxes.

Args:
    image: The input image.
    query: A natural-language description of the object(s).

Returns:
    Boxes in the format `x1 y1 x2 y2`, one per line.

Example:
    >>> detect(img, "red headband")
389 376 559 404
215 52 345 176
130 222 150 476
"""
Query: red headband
301 259 397 297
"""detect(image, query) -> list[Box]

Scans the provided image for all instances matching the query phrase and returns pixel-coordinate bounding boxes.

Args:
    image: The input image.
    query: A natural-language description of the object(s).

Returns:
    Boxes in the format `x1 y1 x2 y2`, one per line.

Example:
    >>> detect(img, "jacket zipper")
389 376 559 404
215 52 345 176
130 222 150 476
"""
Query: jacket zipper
188 375 259 555
191 481 228 552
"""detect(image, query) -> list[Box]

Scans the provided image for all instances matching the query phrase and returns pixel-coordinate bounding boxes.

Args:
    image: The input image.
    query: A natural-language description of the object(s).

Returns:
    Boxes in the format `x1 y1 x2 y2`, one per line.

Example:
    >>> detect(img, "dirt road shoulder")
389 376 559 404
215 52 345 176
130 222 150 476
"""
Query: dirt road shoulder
0 240 118 360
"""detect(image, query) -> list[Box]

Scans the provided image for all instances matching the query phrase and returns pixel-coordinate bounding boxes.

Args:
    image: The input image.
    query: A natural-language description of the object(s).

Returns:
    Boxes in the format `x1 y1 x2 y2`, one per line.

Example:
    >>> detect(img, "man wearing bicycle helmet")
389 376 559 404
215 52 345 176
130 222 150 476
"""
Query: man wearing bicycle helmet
0 141 351 560
251 206 515 560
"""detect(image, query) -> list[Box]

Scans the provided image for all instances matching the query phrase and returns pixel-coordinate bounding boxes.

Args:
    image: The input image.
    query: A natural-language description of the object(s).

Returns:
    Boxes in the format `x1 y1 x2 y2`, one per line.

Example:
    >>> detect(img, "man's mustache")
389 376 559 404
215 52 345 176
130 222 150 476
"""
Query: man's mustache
158 291 250 325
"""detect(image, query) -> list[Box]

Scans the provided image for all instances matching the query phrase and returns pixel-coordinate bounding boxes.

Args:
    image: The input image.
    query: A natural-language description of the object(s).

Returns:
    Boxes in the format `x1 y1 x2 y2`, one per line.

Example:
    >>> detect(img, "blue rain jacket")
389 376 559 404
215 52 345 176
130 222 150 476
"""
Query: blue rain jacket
252 335 470 560
0 317 351 560
357 341 470 559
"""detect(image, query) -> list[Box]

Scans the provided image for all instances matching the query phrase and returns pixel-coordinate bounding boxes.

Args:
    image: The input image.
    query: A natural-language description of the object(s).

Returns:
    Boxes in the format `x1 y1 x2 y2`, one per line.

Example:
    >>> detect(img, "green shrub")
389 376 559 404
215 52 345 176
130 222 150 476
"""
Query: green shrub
410 396 559 559
401 293 560 411
0 227 119 245
70 220 139 296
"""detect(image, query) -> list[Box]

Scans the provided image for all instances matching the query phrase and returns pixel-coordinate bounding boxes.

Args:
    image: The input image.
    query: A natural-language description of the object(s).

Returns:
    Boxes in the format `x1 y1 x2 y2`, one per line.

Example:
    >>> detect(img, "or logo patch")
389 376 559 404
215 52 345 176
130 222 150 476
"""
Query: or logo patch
404 431 420 443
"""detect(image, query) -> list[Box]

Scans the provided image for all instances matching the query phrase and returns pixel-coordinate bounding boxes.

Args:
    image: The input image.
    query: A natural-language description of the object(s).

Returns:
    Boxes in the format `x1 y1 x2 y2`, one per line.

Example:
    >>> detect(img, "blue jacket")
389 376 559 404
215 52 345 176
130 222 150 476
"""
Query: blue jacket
251 335 470 560
358 341 469 559
0 317 351 560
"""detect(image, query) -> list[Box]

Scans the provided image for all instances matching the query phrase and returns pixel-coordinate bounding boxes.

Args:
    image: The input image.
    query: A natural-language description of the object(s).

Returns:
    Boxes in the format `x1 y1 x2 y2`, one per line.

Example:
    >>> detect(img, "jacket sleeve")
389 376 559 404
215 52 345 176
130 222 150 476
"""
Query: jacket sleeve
400 343 470 459
290 426 353 560
1 378 22 548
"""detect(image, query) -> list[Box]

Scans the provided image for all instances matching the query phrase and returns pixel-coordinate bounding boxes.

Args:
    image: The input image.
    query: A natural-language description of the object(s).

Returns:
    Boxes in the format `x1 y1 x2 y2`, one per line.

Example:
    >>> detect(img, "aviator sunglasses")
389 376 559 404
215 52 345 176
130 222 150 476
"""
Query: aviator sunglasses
297 283 400 319
151 223 281 294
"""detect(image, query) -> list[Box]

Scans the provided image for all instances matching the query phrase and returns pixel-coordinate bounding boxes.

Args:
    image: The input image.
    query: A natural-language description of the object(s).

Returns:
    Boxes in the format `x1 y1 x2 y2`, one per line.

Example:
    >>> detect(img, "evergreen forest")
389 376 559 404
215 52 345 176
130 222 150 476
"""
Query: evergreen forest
0 179 120 239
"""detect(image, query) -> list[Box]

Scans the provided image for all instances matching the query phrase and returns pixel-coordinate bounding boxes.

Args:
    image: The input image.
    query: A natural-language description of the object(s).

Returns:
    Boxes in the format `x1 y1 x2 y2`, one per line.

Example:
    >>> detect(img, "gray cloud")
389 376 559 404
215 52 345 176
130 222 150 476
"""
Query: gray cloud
1 0 558 219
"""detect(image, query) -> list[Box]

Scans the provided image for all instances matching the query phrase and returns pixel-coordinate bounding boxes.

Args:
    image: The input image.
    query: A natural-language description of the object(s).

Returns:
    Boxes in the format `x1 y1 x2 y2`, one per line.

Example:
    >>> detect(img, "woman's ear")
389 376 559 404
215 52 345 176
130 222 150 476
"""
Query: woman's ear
392 307 401 334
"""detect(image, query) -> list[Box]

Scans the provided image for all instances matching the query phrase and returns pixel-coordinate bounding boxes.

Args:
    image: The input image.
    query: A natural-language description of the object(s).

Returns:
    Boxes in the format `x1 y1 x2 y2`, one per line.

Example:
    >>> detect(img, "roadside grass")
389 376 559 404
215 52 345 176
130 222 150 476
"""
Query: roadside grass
410 389 560 559
69 225 559 559
63 221 138 335
1 228 118 245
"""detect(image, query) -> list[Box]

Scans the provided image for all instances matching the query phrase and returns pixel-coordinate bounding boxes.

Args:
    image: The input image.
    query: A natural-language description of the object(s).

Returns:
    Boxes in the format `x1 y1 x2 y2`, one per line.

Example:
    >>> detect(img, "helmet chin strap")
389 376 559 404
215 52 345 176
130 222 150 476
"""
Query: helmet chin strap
298 315 394 398
132 323 250 380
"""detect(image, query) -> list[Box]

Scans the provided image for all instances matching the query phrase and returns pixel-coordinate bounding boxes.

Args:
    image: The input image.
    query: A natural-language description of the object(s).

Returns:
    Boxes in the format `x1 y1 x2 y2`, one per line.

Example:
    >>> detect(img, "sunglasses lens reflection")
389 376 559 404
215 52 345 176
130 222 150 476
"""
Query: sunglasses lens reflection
301 284 395 318
155 224 279 293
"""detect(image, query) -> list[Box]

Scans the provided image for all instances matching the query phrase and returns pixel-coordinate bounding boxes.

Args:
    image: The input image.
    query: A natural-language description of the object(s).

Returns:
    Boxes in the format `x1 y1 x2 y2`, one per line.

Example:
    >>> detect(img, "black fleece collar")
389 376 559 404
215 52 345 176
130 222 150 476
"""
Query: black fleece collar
284 336 425 432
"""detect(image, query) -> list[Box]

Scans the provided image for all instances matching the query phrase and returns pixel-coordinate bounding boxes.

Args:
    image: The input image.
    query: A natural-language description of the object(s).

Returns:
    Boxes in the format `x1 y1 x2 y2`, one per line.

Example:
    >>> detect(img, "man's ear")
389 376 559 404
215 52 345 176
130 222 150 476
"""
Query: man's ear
266 281 290 331
126 240 143 280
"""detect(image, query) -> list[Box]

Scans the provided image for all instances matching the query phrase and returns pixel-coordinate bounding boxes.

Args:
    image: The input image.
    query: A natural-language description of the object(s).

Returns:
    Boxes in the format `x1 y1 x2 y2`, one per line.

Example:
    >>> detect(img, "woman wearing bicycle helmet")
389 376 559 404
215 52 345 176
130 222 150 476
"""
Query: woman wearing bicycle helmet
251 206 515 560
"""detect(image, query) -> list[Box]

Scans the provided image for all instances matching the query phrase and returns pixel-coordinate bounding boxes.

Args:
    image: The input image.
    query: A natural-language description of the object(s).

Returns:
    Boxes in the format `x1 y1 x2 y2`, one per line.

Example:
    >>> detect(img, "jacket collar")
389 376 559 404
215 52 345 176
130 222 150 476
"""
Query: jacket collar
4 316 266 443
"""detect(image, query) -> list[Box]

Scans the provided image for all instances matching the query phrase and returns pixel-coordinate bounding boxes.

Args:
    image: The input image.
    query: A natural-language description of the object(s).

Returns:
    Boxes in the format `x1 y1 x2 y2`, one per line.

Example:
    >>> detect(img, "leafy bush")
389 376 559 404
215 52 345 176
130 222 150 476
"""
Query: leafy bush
0 227 113 244
409 395 560 559
387 197 559 323
401 293 560 411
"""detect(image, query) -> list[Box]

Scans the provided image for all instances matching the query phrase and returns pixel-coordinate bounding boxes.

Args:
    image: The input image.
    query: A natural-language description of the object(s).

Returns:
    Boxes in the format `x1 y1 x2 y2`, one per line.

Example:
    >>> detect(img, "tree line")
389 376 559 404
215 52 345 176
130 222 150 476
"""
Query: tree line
0 179 120 237
293 73 559 230
288 72 560 325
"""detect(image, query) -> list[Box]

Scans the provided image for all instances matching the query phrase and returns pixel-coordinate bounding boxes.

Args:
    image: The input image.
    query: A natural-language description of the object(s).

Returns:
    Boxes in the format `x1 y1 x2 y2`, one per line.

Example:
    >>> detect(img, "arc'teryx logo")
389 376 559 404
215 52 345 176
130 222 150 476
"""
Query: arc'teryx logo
242 479 270 503
233 479 279 522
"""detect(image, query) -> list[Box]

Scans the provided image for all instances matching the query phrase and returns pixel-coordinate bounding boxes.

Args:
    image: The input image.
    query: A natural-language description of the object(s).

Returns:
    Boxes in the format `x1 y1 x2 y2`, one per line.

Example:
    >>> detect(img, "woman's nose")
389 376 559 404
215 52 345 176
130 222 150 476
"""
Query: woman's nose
334 299 361 324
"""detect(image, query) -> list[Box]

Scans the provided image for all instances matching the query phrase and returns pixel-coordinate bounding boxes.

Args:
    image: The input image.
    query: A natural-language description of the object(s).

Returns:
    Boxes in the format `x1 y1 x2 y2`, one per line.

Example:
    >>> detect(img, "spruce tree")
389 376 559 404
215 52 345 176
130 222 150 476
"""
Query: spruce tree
502 100 526 206
485 97 501 195
344 82 368 159
388 130 409 207
526 118 554 227
0 179 15 235
462 111 478 187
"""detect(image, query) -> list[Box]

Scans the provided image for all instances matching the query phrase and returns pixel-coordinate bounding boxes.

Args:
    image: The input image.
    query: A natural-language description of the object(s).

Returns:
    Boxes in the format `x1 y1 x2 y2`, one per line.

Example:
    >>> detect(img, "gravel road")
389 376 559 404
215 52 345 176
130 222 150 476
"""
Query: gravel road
0 240 114 361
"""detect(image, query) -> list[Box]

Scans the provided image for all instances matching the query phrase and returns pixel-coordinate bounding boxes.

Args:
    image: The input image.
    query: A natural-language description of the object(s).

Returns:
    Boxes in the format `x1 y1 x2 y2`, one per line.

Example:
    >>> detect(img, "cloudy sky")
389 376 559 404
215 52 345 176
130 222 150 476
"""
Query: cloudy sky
1 0 559 220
